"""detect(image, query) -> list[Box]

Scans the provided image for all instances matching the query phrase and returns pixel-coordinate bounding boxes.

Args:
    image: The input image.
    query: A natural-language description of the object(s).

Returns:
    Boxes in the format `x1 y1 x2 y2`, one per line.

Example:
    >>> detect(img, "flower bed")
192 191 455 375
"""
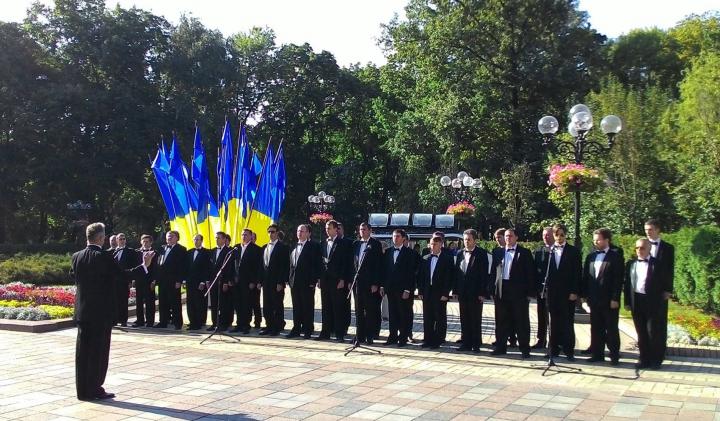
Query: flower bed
0 283 75 320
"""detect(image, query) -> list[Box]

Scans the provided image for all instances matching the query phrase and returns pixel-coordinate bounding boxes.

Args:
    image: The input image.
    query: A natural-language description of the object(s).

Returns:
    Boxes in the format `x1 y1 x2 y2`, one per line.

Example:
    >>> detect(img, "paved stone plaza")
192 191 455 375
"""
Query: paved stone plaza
1 297 719 420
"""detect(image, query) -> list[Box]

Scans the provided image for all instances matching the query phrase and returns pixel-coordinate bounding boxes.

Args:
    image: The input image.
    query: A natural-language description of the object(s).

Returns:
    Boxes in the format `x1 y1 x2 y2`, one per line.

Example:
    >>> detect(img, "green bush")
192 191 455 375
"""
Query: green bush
38 304 74 319
0 253 73 285
0 243 78 257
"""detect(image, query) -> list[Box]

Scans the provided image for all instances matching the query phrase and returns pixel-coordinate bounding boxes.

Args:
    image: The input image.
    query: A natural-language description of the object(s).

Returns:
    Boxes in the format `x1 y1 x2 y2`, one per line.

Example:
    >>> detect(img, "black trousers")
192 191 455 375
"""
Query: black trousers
290 284 315 334
320 280 350 338
422 293 447 345
632 293 667 365
536 296 549 344
459 297 484 349
263 285 285 332
353 285 381 341
231 284 253 329
387 291 413 342
134 279 155 326
186 284 208 328
115 280 130 324
158 281 182 327
548 297 576 356
75 321 112 400
589 302 620 360
250 287 262 327
494 295 530 353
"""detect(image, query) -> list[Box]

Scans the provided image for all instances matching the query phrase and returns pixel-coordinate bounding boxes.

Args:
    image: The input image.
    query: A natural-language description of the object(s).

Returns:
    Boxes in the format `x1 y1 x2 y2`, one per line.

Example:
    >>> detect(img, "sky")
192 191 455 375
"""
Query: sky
1 0 718 67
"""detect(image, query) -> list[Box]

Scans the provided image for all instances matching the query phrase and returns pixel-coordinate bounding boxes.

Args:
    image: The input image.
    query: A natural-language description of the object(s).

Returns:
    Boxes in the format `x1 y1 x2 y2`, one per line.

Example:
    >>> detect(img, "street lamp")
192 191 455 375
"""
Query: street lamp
307 191 335 213
538 104 622 247
439 171 482 202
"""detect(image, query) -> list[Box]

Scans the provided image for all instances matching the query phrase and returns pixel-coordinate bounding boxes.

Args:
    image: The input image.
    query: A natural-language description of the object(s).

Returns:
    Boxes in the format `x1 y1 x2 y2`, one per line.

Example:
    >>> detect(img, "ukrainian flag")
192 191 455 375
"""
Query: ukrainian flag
245 146 276 246
192 127 220 248
167 136 199 248
217 121 234 232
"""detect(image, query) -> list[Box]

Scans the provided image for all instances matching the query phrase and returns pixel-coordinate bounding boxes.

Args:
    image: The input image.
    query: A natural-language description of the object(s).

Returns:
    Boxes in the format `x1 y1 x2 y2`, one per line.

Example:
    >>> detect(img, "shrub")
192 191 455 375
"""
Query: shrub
0 253 72 285
0 306 50 321
38 305 74 319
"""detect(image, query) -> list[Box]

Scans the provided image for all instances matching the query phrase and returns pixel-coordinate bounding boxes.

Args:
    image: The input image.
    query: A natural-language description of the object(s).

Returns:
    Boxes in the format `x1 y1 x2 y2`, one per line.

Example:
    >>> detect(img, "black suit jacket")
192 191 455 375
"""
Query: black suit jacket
453 247 490 299
417 252 454 298
290 240 321 288
624 257 668 309
382 246 419 294
70 245 146 323
353 237 384 289
653 240 675 293
495 245 535 299
210 246 233 286
582 248 624 306
154 244 188 284
545 244 581 300
187 247 212 289
321 237 354 288
262 241 290 288
533 245 551 295
233 243 263 286
113 247 139 274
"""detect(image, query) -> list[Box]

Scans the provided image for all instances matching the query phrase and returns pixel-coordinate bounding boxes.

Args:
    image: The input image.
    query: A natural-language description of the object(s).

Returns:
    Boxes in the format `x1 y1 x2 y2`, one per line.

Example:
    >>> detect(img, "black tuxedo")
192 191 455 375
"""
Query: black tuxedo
70 244 147 400
382 246 419 344
232 242 263 331
582 248 623 360
624 257 670 366
493 245 534 353
112 247 138 325
533 245 552 346
134 248 157 326
210 246 234 328
651 239 674 362
320 236 354 339
154 244 188 328
352 237 384 342
417 251 454 346
543 243 581 357
261 241 290 333
453 247 490 350
186 247 212 329
289 240 321 335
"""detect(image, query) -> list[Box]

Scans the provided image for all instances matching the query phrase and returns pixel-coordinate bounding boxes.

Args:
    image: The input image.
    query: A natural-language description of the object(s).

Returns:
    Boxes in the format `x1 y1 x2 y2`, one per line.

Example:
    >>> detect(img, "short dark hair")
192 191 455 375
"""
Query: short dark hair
552 223 567 235
494 228 506 236
392 228 406 237
644 219 660 229
505 228 517 236
432 231 445 239
593 227 612 240
268 224 279 231
430 236 443 244
326 220 339 229
463 229 478 240
167 230 180 239
359 222 371 230
194 233 204 240
140 234 152 241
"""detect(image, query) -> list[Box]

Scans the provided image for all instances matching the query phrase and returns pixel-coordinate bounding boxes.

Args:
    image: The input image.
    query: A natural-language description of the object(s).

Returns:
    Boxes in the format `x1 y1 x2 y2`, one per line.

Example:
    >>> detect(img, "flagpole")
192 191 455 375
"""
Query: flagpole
244 138 272 229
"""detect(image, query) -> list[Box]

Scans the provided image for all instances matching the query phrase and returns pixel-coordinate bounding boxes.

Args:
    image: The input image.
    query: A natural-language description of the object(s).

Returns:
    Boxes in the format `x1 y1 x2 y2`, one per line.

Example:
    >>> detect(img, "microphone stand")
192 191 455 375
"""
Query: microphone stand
344 246 381 357
200 247 241 345
533 246 581 376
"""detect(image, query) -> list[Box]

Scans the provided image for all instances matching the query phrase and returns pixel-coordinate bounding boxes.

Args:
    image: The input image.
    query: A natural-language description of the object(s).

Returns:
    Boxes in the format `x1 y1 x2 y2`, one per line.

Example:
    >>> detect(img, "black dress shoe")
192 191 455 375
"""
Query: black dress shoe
173 325 182 330
268 331 279 337
397 341 407 347
229 327 242 333
315 335 330 341
286 331 300 338
587 356 605 363
610 359 620 366
131 323 143 328
259 329 270 335
566 355 576 362
335 336 345 343
206 325 216 331
580 347 592 355
366 338 374 345
420 342 431 348
531 342 546 349
457 345 472 352
96 392 115 400
490 349 507 356
635 361 650 369
384 338 398 346
521 352 531 359
472 347 480 353
649 363 662 370
77 396 95 401
153 323 167 328
119 322 127 327
303 333 313 339
146 322 154 327
455 338 463 343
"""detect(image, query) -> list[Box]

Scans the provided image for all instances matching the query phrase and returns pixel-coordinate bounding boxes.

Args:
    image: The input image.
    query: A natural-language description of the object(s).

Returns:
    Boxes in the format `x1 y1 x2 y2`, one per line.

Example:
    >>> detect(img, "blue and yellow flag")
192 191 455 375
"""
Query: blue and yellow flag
217 121 234 226
245 145 275 246
151 144 176 221
271 144 286 222
192 128 219 247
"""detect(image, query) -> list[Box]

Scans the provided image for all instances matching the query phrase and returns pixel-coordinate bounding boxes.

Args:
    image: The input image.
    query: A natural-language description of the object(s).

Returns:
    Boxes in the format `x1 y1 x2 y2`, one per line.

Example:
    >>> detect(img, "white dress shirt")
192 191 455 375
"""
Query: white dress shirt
502 247 516 280
593 248 609 277
634 259 650 294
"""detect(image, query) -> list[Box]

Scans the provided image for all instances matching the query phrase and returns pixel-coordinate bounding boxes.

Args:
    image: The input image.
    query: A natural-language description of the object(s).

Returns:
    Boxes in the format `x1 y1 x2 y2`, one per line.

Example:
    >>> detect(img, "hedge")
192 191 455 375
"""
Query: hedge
0 253 73 285
0 243 78 257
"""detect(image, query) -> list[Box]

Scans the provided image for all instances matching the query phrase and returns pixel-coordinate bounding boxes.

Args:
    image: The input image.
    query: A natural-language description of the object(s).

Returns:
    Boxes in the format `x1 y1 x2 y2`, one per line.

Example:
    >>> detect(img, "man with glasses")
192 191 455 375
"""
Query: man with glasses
260 224 290 336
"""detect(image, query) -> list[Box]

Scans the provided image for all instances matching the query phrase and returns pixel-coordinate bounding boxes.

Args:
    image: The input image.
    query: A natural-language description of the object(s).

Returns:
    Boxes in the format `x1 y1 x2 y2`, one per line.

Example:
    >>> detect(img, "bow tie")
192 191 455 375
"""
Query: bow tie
650 241 658 245
394 248 401 252
430 254 439 259
596 250 606 254
555 245 564 249
638 258 649 262
506 248 515 252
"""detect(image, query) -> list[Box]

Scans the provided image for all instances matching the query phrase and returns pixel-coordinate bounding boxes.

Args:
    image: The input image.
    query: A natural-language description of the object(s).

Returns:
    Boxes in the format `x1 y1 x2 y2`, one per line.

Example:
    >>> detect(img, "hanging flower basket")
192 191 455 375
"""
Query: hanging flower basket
309 212 334 225
548 163 604 194
446 201 476 217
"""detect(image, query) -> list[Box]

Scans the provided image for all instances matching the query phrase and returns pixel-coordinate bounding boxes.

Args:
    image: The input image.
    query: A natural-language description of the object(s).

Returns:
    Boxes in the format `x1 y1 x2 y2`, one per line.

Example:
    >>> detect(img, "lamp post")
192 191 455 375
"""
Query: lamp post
307 191 335 224
538 104 622 248
439 171 482 202
66 200 92 245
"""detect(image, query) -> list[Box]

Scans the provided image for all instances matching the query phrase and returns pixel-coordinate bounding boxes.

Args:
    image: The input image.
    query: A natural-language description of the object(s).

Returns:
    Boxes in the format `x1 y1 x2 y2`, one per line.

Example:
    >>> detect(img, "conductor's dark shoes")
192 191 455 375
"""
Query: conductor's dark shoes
97 392 115 400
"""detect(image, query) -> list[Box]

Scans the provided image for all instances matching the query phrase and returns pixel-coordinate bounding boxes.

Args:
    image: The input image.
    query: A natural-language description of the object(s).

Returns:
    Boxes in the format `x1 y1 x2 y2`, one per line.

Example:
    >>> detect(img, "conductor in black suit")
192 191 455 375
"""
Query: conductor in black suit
645 219 674 364
417 236 454 349
492 228 534 358
71 222 153 401
626 238 672 369
112 233 137 327
154 230 188 329
543 224 581 360
186 234 212 330
209 232 233 331
231 229 264 333
453 229 490 352
260 224 290 336
381 229 418 347
319 220 354 342
352 222 384 345
287 224 321 338
582 228 624 365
